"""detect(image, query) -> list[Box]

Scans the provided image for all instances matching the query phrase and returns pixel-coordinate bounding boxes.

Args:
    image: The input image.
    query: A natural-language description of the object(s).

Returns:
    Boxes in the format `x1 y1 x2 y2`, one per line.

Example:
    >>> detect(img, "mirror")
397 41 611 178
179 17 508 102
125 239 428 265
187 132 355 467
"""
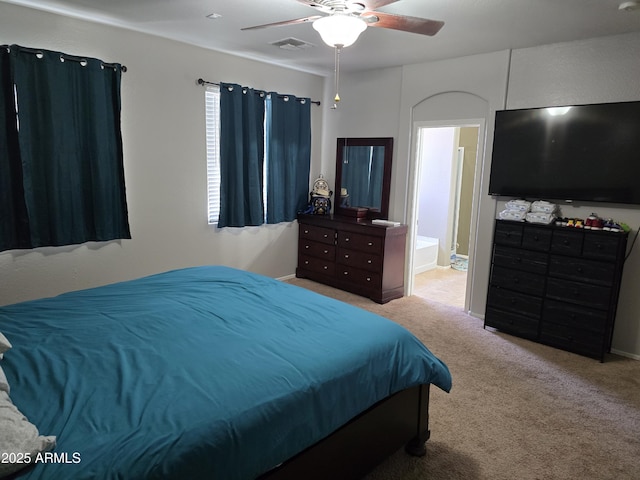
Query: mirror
335 137 393 219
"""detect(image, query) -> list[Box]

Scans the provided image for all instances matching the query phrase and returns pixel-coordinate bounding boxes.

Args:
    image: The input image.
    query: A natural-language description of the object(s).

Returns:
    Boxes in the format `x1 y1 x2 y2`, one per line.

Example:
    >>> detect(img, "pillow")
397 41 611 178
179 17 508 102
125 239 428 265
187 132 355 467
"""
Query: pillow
0 391 56 478
0 332 11 354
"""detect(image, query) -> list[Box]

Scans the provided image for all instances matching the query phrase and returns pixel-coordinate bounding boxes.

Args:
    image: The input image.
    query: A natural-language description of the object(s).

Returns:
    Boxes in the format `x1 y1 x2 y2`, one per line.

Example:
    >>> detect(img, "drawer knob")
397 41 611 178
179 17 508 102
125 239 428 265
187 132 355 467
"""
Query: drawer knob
304 260 309 265
366 277 371 282
345 237 350 242
305 245 310 249
323 250 329 254
323 265 328 270
323 234 328 238
343 271 349 275
367 259 372 264
344 254 349 259
368 242 373 246
304 229 309 234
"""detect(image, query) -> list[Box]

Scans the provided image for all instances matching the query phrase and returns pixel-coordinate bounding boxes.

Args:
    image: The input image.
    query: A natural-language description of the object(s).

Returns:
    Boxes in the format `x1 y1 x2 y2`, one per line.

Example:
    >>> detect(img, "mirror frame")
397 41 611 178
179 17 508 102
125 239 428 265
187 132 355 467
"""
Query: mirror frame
334 137 394 220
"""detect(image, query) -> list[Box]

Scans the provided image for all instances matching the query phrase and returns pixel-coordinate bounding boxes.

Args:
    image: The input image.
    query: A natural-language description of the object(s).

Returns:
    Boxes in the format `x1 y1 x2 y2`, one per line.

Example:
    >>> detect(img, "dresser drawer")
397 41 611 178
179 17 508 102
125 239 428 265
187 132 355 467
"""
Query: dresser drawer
487 285 542 318
299 225 335 245
550 229 583 256
522 226 552 252
548 255 615 286
583 233 624 261
337 266 381 288
492 245 548 275
490 265 546 296
494 222 522 247
298 254 335 276
485 307 539 339
539 322 604 358
337 232 383 254
542 299 607 334
546 278 611 309
299 240 335 261
336 248 382 272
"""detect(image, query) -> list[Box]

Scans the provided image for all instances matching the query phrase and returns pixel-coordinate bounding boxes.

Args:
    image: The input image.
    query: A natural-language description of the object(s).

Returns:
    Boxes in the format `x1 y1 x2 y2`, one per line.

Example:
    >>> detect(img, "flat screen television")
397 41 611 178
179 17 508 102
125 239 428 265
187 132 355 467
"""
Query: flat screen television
488 100 640 205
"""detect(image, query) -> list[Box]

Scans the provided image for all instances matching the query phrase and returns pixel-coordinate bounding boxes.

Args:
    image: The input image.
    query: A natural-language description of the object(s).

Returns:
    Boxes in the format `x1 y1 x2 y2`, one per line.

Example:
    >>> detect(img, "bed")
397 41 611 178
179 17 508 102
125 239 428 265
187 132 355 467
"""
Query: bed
0 266 451 479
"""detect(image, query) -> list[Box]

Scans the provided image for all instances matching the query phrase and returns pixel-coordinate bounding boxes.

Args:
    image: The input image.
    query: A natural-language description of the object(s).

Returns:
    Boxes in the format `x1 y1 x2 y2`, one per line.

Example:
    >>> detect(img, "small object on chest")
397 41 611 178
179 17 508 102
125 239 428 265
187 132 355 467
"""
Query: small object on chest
303 174 333 215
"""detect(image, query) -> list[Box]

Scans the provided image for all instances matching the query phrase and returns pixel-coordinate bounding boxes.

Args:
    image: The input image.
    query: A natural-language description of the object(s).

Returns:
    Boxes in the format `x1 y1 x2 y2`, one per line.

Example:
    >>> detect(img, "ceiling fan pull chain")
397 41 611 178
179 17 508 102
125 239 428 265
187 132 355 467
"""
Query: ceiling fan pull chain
333 45 342 106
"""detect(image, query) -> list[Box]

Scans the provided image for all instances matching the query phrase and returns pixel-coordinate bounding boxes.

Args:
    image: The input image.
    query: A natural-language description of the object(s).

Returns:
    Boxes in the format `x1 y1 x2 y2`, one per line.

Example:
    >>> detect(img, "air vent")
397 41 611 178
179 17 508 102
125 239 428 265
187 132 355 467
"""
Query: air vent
270 37 315 51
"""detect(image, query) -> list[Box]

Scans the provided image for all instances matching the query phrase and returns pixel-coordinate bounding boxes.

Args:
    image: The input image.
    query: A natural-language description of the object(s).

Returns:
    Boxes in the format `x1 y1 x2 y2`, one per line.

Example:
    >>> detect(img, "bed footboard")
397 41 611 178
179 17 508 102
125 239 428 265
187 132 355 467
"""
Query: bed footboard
260 383 431 480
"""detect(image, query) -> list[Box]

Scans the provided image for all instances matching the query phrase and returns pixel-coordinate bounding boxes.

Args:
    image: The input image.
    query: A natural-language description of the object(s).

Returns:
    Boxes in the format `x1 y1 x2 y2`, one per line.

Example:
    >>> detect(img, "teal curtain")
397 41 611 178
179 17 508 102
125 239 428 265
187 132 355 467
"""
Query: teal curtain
266 93 311 224
343 146 372 207
0 48 30 250
218 83 265 228
0 45 130 252
343 146 384 209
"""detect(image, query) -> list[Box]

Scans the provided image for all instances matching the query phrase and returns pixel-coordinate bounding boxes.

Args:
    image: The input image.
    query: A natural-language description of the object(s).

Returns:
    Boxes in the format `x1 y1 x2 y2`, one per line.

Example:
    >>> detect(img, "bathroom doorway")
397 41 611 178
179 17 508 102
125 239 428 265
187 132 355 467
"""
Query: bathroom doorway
411 124 480 309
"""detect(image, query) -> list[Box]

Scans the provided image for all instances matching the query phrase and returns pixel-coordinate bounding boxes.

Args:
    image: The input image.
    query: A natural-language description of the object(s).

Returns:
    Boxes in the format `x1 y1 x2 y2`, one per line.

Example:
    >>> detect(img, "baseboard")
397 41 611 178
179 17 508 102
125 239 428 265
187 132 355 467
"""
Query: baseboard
413 261 438 275
610 348 640 361
277 273 296 281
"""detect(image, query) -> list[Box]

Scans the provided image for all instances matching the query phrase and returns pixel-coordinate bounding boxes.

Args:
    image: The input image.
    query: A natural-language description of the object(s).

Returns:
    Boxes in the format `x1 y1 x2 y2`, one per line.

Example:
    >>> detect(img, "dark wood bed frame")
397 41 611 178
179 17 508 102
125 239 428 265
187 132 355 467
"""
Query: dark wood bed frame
259 384 431 480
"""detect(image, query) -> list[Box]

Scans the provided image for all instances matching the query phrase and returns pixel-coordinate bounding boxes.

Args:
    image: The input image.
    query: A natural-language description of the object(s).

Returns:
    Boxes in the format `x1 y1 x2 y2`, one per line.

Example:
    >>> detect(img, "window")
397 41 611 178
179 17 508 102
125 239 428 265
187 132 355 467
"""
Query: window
205 85 221 225
0 45 130 252
205 83 311 227
205 85 267 227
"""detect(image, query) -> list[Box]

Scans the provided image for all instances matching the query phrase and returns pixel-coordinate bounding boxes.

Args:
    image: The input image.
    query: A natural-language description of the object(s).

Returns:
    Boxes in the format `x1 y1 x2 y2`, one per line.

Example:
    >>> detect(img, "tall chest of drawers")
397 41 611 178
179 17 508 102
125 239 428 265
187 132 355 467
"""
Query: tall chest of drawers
296 214 407 304
485 219 628 361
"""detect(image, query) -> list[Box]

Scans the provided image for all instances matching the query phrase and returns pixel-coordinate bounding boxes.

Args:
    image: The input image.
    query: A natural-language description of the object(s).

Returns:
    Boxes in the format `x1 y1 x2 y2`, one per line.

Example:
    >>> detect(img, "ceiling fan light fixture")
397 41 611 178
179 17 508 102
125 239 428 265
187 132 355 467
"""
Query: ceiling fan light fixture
312 14 367 47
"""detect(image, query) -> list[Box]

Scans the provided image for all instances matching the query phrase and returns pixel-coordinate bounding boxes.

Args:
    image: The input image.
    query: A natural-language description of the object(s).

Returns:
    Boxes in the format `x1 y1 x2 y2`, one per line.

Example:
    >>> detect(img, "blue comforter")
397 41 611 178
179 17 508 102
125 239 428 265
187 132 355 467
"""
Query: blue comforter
0 266 451 479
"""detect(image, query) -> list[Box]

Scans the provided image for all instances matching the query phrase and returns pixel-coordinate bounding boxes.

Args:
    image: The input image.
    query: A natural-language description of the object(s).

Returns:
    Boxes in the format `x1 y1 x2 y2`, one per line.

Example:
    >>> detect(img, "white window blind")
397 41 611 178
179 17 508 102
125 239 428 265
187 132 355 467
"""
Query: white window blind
205 85 221 225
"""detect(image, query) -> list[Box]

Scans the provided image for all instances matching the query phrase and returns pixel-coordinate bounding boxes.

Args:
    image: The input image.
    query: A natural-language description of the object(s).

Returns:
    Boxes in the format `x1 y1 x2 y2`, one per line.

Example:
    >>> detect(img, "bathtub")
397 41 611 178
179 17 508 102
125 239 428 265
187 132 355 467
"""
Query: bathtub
414 235 439 274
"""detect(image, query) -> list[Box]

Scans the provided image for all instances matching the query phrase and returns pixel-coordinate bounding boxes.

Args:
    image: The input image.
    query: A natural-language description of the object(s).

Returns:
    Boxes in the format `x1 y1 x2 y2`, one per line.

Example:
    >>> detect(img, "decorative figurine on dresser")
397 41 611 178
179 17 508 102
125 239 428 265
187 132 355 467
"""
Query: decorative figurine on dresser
302 174 333 215
296 137 407 304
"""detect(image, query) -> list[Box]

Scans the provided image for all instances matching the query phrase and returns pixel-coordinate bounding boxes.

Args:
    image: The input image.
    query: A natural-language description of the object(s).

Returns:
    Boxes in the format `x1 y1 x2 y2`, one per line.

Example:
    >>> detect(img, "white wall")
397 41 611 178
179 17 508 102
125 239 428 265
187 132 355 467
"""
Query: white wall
318 66 403 208
417 127 457 266
328 33 640 358
0 2 325 305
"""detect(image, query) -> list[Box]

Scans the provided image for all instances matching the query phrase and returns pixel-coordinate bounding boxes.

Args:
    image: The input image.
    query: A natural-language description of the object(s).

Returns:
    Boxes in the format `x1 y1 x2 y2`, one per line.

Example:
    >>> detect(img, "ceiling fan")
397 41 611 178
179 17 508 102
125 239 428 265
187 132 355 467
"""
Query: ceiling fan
242 1 443 107
241 0 445 47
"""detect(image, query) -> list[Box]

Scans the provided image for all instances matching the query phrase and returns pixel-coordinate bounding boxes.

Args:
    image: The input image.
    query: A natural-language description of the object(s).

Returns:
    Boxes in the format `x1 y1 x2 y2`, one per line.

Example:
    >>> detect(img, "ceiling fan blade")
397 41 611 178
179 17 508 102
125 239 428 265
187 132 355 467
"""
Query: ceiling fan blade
362 11 444 36
241 15 322 31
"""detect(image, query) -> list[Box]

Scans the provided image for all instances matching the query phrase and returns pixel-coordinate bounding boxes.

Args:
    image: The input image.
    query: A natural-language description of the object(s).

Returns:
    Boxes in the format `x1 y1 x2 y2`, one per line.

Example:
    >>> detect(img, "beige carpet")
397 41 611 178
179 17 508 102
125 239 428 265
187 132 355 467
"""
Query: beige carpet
286 278 640 480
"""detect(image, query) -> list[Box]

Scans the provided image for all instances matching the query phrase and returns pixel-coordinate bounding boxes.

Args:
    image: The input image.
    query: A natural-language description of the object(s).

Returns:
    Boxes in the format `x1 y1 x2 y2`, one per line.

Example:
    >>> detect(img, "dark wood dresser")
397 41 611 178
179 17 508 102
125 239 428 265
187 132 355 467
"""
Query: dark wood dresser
485 219 628 361
296 214 407 304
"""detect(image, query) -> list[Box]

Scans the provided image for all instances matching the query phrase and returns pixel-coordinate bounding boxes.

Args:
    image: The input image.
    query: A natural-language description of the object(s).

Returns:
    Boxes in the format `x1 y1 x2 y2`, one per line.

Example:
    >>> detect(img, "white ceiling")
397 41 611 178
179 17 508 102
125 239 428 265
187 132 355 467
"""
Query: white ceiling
3 0 640 76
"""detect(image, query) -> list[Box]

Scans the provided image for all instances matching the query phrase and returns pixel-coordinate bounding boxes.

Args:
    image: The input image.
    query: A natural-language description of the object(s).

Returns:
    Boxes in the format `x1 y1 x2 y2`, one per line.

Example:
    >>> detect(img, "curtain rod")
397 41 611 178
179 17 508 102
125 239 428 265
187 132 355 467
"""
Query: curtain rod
2 44 127 72
197 78 320 106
